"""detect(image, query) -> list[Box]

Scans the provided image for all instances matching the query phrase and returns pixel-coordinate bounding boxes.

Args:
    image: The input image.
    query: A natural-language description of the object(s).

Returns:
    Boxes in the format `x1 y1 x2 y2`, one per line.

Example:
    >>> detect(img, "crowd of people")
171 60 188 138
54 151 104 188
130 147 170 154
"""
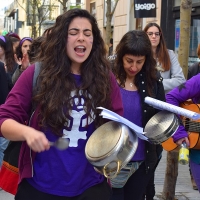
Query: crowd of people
0 8 199 200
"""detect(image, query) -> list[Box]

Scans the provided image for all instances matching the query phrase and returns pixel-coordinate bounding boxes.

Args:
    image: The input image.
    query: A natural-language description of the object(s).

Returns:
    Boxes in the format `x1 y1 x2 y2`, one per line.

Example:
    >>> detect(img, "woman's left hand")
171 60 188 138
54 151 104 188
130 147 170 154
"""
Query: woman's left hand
176 137 190 147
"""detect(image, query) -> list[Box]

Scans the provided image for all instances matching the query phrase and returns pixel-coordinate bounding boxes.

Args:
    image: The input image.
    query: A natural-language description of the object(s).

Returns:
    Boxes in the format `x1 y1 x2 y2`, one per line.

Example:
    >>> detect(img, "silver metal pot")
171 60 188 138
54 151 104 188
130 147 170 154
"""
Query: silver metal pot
144 110 180 144
85 121 138 178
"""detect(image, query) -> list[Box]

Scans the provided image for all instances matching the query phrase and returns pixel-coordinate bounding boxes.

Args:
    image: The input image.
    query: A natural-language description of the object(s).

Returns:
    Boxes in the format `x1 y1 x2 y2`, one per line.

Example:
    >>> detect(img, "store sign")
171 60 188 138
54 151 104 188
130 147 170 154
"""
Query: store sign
134 0 156 18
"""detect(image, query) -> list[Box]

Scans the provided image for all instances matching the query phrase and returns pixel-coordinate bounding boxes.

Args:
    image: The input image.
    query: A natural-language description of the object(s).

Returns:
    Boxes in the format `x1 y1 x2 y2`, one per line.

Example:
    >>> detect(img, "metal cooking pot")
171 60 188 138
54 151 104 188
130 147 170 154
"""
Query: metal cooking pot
144 110 180 144
85 121 138 179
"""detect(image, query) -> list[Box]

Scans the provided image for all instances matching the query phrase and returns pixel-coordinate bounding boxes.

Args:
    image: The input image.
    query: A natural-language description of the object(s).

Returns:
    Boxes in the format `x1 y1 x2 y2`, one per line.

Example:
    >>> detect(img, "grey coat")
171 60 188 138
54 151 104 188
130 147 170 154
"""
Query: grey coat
160 50 186 93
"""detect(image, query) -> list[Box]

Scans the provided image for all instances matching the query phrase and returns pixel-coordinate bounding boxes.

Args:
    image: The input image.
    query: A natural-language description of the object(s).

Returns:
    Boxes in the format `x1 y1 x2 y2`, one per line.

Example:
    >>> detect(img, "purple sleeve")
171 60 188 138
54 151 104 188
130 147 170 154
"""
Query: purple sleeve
0 65 35 137
110 72 123 116
166 74 200 142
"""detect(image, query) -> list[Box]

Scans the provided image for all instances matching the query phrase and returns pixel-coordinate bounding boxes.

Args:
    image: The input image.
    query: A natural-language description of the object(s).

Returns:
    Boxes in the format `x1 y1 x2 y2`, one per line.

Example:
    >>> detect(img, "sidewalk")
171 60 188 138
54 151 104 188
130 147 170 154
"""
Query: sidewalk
154 150 199 200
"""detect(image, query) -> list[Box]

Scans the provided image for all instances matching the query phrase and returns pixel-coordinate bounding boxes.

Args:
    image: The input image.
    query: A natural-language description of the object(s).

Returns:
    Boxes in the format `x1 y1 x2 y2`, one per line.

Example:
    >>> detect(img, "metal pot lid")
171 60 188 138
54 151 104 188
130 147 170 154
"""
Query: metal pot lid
85 121 122 158
144 110 179 139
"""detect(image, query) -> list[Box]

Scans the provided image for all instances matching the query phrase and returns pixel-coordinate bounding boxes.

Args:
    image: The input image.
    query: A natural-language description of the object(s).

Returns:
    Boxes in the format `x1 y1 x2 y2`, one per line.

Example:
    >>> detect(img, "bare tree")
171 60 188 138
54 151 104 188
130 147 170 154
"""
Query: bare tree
16 0 57 38
56 0 68 13
105 0 119 45
178 0 192 78
161 1 192 199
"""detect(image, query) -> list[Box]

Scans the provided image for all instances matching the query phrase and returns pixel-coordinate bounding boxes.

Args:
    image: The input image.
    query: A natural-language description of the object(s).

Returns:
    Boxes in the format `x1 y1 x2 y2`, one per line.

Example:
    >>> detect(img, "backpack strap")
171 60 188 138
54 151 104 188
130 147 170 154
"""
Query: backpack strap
33 62 41 91
31 62 41 113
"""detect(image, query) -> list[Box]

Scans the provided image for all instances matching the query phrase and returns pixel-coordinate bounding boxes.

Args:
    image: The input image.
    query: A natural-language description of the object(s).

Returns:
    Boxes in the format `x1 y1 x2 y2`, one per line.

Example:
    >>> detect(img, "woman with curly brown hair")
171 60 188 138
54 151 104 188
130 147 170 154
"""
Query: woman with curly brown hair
0 8 123 200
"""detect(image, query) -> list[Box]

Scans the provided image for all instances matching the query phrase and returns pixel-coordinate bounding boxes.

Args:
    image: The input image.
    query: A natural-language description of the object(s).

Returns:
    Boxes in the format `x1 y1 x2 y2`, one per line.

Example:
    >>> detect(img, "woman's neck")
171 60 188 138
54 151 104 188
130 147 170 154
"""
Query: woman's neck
71 63 81 75
125 77 137 91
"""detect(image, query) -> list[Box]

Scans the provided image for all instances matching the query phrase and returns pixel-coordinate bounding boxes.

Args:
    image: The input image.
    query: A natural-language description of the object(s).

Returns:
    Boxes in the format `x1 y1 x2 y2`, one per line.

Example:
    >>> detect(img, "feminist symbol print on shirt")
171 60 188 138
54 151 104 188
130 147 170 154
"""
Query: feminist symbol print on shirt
62 91 94 147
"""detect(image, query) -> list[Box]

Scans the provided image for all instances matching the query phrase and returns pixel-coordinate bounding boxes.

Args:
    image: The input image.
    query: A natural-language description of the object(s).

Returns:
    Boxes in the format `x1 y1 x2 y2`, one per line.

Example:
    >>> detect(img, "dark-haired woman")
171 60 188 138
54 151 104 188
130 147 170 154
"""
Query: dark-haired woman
143 22 186 199
0 36 17 168
110 30 165 200
0 61 9 168
144 23 185 94
0 8 123 200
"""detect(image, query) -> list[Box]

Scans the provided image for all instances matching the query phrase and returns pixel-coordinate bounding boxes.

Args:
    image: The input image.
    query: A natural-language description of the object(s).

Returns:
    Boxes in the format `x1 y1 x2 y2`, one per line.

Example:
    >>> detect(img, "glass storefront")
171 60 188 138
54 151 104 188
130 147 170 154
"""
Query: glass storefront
174 0 200 7
174 18 200 66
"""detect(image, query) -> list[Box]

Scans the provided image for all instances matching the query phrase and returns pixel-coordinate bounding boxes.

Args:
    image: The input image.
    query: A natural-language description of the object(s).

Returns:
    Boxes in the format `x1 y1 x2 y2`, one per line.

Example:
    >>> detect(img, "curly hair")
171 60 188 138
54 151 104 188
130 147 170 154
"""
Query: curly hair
28 36 45 64
114 30 157 95
33 8 111 136
144 23 171 71
0 36 15 73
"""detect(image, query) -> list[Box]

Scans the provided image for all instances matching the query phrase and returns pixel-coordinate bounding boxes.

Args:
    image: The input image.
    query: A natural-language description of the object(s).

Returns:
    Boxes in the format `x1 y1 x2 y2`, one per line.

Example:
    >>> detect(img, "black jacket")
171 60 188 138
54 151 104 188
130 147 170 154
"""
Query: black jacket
138 71 165 173
188 62 200 80
0 62 9 105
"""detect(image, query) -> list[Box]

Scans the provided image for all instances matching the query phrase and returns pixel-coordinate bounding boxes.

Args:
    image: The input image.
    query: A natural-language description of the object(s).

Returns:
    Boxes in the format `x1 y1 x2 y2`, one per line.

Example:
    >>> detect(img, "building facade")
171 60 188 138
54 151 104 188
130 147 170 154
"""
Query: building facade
84 0 161 50
161 0 200 65
3 0 199 65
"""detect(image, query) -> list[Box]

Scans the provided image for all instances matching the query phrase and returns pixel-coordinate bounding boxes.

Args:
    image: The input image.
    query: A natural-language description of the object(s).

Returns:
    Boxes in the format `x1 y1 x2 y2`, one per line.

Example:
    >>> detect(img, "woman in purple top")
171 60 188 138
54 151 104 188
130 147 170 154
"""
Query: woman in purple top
0 9 123 200
110 30 165 200
166 74 200 191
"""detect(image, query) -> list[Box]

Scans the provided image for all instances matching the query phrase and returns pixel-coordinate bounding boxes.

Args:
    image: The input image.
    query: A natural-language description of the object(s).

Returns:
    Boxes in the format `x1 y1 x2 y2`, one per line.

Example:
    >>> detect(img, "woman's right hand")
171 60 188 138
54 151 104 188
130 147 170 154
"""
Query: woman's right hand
14 54 22 66
23 127 50 152
14 53 29 71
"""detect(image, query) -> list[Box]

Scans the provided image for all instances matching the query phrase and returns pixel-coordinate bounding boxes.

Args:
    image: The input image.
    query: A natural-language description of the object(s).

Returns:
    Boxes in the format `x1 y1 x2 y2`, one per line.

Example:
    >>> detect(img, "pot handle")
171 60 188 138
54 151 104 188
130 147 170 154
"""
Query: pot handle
103 161 120 179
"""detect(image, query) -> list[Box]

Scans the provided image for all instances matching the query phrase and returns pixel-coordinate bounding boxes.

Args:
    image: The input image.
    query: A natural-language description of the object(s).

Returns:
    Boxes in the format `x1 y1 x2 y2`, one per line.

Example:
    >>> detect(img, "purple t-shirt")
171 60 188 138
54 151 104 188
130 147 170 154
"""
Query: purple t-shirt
120 88 145 161
0 65 123 197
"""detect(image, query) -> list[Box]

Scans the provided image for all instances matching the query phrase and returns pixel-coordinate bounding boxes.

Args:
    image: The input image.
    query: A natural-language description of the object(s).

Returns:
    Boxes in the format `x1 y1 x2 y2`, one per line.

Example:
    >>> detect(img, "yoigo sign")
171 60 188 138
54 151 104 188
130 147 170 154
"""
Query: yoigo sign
134 0 156 18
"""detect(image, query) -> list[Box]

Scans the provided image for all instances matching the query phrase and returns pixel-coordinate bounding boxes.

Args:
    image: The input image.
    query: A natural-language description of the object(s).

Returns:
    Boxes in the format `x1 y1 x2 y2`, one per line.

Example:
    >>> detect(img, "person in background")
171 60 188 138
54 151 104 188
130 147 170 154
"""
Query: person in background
108 38 113 56
0 35 17 168
188 44 200 80
6 32 21 53
166 75 200 191
110 30 165 200
0 8 123 200
185 44 200 190
12 37 33 84
0 61 9 104
144 23 185 94
0 61 9 168
0 35 17 90
0 36 45 195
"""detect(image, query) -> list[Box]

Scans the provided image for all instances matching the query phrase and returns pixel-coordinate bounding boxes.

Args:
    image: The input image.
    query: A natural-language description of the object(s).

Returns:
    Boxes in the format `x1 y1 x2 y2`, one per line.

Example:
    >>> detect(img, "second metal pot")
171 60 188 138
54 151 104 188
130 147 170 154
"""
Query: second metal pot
144 110 180 144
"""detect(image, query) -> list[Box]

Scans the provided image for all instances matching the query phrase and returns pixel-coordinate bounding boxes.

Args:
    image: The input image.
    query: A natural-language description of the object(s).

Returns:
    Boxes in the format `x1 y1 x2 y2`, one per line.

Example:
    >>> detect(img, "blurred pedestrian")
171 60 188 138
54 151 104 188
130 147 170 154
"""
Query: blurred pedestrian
108 38 113 56
188 44 200 80
6 32 21 53
0 61 9 168
0 36 45 195
0 35 17 168
0 8 123 200
110 30 165 200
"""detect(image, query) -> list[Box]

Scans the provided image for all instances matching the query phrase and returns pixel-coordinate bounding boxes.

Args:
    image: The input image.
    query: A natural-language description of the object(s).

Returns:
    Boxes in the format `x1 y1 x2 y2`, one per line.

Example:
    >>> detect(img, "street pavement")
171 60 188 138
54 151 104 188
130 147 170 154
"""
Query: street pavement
154 150 199 200
0 150 199 200
0 189 14 200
